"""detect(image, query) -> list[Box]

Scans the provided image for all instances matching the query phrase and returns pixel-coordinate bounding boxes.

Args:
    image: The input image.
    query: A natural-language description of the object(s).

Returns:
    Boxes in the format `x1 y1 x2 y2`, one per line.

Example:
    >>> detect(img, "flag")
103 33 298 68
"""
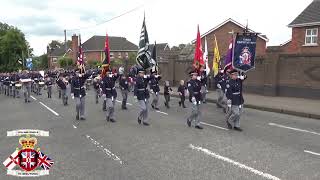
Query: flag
223 37 234 72
151 41 158 73
213 35 221 77
102 33 110 66
26 58 33 70
136 15 154 70
77 35 84 66
203 37 210 75
3 150 19 170
193 25 204 72
37 151 54 170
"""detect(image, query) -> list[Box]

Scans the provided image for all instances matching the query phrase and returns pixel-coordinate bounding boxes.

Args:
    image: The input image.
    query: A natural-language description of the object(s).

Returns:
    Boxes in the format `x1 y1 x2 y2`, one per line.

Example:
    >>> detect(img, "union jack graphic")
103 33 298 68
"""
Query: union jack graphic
20 150 37 170
37 151 54 170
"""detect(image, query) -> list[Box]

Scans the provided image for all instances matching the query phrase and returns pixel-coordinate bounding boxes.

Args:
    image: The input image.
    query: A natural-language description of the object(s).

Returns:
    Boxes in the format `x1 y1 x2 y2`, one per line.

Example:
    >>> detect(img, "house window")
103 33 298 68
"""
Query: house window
110 52 114 59
52 57 57 63
125 52 129 59
305 28 318 45
118 52 122 59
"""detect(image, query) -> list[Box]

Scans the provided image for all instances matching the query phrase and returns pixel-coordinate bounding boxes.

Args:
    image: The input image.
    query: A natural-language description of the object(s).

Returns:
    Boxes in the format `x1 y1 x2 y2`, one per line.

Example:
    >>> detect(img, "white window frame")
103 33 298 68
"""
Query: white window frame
118 52 122 59
52 57 57 63
305 28 318 46
110 52 114 59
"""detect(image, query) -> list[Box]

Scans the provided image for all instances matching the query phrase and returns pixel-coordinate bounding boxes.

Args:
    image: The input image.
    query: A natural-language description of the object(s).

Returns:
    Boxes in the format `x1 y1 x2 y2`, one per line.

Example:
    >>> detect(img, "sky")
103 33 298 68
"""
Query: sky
0 0 314 56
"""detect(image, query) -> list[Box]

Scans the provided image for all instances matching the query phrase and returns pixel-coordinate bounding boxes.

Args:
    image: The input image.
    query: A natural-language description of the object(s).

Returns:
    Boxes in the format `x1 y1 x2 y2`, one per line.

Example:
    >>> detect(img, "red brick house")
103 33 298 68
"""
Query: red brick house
194 18 269 61
82 35 138 63
48 35 138 69
284 0 320 54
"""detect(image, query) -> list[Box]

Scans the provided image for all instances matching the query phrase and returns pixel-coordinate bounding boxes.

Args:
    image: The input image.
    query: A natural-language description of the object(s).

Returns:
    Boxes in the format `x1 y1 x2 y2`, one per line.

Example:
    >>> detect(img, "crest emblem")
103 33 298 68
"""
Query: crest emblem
239 47 252 65
3 130 54 177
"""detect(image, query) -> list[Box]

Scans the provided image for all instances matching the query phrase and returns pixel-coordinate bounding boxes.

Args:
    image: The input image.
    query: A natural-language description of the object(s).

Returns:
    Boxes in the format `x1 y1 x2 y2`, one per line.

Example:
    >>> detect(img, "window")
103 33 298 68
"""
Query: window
118 52 122 59
125 52 129 59
305 28 318 45
52 58 57 63
110 52 114 59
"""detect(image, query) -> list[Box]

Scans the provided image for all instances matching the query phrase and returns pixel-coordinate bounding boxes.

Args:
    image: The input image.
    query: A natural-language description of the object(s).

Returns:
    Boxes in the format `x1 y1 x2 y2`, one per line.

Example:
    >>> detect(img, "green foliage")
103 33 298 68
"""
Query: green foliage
58 57 73 68
88 60 102 68
0 22 33 72
33 54 48 70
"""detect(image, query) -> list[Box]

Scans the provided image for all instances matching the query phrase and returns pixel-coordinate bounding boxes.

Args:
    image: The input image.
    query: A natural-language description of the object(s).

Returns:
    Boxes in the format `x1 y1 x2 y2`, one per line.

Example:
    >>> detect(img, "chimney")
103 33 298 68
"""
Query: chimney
72 34 79 64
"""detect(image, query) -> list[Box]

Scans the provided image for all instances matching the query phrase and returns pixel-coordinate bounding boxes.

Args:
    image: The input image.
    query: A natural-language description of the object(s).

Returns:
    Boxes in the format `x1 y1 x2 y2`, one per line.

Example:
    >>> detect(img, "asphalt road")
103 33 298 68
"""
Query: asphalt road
0 87 319 180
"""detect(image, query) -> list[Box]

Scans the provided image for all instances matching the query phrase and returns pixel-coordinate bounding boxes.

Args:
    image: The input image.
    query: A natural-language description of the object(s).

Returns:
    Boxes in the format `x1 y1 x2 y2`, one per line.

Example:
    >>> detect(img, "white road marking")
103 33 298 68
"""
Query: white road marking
39 102 59 116
127 103 133 106
86 134 123 165
30 96 37 100
189 144 281 180
304 150 320 156
156 111 168 115
73 125 77 129
116 100 132 106
200 122 229 131
269 123 320 136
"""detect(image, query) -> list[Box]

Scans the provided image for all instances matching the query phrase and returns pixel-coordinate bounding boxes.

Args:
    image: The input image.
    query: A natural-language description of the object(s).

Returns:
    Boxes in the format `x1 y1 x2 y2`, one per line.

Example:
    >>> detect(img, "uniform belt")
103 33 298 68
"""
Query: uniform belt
106 87 115 90
233 92 240 95
74 86 85 90
137 89 145 91
151 85 158 87
193 92 200 94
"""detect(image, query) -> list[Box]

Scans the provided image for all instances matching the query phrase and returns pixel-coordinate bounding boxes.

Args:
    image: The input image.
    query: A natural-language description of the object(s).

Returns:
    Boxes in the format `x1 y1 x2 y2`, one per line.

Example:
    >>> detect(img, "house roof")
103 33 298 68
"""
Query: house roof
149 43 170 52
288 0 320 27
82 36 138 52
193 18 269 42
50 45 71 57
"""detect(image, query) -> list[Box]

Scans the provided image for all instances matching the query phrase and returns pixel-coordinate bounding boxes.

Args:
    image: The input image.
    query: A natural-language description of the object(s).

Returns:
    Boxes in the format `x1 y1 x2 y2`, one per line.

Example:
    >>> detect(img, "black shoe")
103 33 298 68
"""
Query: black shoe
80 117 86 120
122 107 127 110
203 101 207 104
76 115 79 120
195 125 203 130
179 102 181 106
138 117 141 124
226 122 232 129
155 107 160 110
234 127 243 132
106 116 110 122
151 104 155 109
27 100 31 103
143 122 149 126
187 119 191 127
110 119 116 123
25 99 27 103
183 105 187 108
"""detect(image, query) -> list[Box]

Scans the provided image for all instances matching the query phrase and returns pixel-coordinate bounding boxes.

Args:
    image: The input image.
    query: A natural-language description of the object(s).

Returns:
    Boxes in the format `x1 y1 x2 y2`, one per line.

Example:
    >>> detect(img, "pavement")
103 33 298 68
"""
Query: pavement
160 86 320 120
0 86 319 180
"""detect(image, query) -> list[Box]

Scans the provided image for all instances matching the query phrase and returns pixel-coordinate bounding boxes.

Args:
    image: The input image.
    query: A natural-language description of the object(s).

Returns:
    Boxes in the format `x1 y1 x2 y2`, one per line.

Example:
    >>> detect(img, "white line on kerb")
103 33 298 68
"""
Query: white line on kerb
304 150 320 156
200 122 229 131
269 123 320 136
39 102 59 116
156 111 168 115
189 144 281 180
30 96 37 100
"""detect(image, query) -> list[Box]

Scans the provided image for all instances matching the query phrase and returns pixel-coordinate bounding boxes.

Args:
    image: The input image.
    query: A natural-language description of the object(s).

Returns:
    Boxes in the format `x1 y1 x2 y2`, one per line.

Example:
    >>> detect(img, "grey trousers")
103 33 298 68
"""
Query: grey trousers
75 96 85 118
61 89 68 105
188 102 201 126
23 83 31 102
151 92 159 108
106 97 116 119
216 89 224 107
138 99 149 123
121 90 128 108
226 105 243 128
47 86 52 98
201 86 207 102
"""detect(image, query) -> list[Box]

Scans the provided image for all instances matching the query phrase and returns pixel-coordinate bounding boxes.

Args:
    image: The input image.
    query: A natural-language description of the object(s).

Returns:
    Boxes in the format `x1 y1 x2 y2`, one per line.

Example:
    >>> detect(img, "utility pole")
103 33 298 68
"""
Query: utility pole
64 29 67 52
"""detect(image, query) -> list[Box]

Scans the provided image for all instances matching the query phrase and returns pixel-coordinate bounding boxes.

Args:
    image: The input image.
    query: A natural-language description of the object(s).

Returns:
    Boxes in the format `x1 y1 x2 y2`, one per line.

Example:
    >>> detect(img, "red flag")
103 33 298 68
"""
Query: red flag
193 25 204 72
103 33 110 65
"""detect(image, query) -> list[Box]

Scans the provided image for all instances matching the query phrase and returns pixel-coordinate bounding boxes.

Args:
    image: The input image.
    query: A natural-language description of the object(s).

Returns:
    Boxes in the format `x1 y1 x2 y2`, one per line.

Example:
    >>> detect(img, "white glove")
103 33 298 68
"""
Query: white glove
108 74 113 78
102 94 106 98
155 75 159 78
112 96 114 101
192 97 197 105
79 74 83 77
143 75 148 78
145 98 147 102
217 84 221 89
239 105 243 108
150 89 154 94
196 76 201 81
227 99 231 107
238 75 245 80
71 93 74 99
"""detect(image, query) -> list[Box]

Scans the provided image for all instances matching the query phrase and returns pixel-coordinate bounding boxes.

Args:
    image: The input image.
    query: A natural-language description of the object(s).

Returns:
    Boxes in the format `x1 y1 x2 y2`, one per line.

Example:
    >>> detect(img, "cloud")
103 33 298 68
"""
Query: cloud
4 0 49 10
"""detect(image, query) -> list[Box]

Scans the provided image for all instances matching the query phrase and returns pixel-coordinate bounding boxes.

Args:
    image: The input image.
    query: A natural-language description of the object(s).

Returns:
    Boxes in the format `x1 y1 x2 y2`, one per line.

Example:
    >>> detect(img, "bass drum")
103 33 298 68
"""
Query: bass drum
15 83 22 90
39 82 45 87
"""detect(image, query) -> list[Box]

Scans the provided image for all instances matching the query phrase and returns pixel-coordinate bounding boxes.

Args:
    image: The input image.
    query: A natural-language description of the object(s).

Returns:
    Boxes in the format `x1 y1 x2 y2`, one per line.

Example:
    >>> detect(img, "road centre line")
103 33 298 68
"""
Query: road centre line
189 144 281 180
269 123 320 136
200 122 229 131
304 150 320 156
39 102 59 116
30 96 37 100
156 111 168 115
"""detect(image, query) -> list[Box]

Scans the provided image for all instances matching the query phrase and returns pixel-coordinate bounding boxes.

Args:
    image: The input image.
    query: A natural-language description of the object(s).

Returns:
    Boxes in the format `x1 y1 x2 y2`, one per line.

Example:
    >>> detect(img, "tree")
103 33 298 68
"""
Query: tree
33 54 48 70
0 22 32 72
58 57 73 68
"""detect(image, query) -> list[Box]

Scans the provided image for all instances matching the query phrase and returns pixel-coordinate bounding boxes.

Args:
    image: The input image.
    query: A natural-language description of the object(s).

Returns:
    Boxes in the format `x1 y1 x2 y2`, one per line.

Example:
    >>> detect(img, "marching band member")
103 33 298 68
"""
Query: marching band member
70 68 91 120
4 73 10 96
45 75 53 98
101 71 119 122
163 81 173 109
178 80 187 108
215 69 225 108
225 69 247 131
56 74 68 105
19 71 32 103
149 70 161 110
119 74 129 110
93 75 101 104
135 69 151 126
186 71 203 130
200 66 208 104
